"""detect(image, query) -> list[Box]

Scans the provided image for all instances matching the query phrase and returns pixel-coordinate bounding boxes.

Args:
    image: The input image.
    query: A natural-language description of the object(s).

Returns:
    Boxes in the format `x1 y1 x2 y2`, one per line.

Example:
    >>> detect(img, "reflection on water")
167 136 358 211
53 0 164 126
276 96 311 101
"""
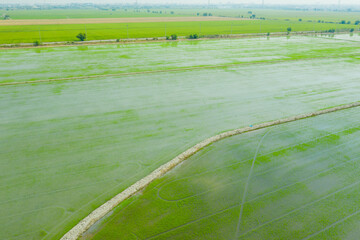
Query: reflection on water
187 39 201 46
161 41 179 48
77 46 89 51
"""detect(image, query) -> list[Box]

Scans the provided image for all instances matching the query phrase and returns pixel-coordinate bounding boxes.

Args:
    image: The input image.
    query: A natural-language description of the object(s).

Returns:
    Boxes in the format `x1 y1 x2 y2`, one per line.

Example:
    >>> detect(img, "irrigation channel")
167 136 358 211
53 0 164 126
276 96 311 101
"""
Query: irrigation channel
61 101 360 240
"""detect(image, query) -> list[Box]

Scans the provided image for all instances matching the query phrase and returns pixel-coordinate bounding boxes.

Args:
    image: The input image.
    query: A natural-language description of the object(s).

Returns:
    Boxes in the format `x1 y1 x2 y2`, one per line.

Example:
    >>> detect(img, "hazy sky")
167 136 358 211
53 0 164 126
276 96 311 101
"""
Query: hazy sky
2 0 360 5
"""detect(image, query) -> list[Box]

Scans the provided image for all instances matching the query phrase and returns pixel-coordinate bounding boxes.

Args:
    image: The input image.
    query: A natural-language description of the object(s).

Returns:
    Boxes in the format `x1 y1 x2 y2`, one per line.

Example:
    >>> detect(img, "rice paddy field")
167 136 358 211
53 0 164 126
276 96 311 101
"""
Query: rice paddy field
1 34 360 84
0 35 360 240
83 107 360 240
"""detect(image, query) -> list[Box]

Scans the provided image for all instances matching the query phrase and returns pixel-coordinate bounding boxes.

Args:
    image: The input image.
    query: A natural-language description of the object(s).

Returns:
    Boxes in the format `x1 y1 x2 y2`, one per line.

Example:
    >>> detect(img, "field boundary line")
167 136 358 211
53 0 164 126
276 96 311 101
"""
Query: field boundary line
60 101 360 240
1 53 358 87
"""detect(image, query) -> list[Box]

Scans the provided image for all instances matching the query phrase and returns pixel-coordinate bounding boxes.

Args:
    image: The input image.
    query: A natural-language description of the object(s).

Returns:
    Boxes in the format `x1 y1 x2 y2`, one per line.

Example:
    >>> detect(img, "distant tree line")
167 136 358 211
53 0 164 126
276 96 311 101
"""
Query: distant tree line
146 9 163 14
340 20 352 24
166 34 177 40
324 28 354 33
189 34 199 39
197 12 213 16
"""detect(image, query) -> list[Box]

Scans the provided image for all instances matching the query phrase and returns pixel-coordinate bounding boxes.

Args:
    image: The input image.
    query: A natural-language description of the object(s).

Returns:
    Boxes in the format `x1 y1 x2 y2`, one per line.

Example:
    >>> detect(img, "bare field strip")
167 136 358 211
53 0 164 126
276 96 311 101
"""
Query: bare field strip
61 102 360 240
1 53 358 87
0 17 248 26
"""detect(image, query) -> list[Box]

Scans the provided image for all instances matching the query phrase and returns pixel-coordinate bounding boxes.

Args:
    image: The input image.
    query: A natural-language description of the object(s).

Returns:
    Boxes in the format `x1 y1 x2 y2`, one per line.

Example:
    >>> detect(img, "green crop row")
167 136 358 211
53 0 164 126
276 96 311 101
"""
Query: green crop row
0 20 358 44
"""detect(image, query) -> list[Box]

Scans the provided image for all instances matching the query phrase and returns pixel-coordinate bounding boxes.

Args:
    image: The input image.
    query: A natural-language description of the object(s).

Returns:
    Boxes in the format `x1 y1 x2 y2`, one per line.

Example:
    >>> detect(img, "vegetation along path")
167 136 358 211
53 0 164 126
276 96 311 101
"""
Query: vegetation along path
61 101 360 240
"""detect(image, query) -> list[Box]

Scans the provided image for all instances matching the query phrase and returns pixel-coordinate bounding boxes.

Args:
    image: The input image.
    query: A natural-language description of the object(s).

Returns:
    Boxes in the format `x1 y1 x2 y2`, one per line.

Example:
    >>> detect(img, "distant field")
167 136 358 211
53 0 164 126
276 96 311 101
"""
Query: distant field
0 8 192 19
0 19 356 44
1 8 360 22
0 8 359 44
0 16 245 26
84 107 360 240
0 36 360 239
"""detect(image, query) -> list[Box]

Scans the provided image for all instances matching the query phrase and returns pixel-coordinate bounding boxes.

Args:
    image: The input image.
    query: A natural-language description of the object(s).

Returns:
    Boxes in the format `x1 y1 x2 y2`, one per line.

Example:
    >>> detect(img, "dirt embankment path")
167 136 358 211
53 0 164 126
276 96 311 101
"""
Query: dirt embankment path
0 17 250 26
60 101 360 240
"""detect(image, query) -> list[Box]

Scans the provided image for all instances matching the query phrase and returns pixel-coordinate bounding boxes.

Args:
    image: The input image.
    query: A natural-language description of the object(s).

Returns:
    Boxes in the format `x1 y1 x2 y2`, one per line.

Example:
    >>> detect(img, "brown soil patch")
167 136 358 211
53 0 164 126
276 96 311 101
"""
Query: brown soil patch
0 17 251 26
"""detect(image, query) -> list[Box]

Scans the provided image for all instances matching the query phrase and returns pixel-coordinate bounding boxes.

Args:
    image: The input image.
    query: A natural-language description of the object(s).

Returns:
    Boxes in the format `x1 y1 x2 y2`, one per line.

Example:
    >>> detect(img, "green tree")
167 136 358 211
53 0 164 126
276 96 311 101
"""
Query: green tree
171 34 177 40
4 14 10 20
76 33 86 41
287 27 292 32
189 34 199 39
33 40 40 46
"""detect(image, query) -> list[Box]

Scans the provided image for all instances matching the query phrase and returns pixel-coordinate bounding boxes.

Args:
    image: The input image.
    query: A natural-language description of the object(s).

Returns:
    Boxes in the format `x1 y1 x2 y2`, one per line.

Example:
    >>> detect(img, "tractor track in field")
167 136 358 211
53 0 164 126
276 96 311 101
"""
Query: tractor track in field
155 122 360 203
235 130 270 239
61 101 360 240
145 171 360 240
238 180 360 238
1 53 359 87
156 140 360 203
301 208 360 240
